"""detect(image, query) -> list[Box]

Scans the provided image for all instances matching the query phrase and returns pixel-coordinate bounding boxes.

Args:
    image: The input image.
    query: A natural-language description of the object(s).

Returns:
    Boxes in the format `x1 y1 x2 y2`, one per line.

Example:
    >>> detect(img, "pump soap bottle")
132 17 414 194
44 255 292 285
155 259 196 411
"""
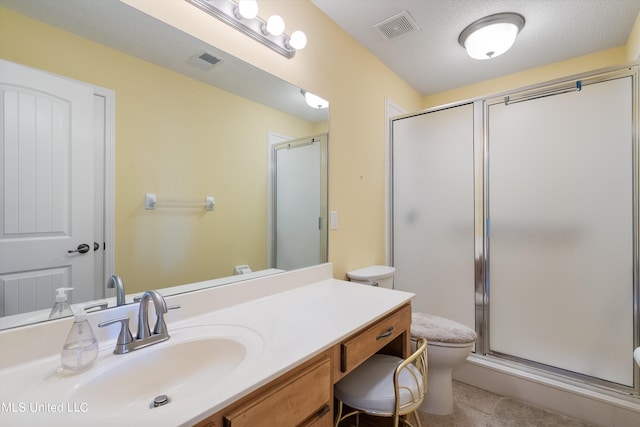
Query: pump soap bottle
61 309 99 371
49 287 74 319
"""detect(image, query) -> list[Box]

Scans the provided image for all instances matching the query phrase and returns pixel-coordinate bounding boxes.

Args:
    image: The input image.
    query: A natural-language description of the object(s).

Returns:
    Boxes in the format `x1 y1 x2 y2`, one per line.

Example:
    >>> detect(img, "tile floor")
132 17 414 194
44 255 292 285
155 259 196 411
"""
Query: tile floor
337 381 596 427
418 381 596 427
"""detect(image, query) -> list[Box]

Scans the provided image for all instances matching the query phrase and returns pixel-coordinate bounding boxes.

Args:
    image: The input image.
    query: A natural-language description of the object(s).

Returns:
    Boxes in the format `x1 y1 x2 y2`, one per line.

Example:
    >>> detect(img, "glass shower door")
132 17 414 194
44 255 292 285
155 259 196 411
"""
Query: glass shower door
486 76 634 387
392 104 476 327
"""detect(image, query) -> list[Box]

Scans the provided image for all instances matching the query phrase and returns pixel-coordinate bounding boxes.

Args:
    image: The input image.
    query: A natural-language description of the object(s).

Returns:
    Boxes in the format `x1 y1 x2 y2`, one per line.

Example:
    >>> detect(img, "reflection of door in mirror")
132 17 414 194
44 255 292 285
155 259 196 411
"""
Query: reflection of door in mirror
272 134 328 271
0 60 106 317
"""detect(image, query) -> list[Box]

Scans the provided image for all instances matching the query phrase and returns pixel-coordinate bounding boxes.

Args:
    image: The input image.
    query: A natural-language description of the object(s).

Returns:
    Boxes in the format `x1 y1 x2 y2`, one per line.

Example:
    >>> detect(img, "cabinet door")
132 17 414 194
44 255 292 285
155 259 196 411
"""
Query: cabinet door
223 357 331 427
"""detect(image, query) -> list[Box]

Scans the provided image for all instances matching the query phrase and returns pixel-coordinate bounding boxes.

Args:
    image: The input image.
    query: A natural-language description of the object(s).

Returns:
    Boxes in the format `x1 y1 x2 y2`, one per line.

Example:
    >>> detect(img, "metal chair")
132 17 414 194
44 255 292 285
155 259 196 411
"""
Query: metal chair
334 337 428 427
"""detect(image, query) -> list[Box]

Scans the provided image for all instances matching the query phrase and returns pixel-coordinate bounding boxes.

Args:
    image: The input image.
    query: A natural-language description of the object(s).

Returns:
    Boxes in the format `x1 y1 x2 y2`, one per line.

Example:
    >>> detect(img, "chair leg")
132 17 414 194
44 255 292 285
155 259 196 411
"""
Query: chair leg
397 411 422 427
334 401 343 427
413 410 422 427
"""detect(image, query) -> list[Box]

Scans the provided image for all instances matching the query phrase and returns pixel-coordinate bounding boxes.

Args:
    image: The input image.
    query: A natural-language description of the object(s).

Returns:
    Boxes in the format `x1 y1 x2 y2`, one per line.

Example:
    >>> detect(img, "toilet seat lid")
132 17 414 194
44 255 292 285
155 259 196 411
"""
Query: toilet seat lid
411 312 477 344
346 265 395 281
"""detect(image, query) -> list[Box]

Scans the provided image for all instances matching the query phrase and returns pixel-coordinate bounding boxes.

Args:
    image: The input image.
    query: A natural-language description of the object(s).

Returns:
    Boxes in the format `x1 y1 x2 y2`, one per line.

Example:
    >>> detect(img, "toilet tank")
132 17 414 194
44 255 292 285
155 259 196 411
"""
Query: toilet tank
346 265 395 289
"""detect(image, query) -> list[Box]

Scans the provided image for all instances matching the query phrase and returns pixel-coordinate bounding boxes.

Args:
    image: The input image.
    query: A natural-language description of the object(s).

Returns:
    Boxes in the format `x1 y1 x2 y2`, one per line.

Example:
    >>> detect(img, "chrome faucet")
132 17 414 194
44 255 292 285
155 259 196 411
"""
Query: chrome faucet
136 290 168 340
106 274 126 306
98 290 179 354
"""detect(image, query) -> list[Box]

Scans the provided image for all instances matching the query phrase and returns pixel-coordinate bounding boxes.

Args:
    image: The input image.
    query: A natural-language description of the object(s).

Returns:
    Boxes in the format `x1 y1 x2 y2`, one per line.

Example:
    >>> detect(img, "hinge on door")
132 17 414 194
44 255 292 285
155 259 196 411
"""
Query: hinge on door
318 217 322 230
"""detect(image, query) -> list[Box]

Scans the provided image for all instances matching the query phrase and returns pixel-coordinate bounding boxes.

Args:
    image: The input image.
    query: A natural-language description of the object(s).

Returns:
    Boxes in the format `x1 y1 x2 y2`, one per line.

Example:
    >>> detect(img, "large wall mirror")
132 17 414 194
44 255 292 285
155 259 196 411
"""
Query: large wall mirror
0 0 329 330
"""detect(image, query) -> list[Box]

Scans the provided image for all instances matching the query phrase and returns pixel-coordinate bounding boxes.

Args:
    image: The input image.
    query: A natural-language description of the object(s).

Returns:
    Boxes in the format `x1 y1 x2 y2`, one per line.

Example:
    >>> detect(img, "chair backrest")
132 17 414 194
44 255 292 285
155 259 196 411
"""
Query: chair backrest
393 336 428 416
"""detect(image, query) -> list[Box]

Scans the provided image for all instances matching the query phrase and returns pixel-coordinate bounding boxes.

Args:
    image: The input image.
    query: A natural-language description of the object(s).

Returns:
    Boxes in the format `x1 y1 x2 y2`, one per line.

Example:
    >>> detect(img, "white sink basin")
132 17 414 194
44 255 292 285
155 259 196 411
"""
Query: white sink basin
2 324 264 425
67 324 262 411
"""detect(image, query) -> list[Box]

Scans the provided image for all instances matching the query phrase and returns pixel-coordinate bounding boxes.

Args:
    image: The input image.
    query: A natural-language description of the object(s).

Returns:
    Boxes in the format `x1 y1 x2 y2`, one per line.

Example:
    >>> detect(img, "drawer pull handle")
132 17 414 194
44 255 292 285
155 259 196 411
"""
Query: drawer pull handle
298 404 331 427
376 326 394 340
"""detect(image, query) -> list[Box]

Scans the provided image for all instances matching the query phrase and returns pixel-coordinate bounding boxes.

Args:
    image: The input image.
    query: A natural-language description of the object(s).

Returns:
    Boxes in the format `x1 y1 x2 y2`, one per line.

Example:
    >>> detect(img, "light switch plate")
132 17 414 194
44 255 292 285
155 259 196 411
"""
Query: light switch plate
330 211 338 229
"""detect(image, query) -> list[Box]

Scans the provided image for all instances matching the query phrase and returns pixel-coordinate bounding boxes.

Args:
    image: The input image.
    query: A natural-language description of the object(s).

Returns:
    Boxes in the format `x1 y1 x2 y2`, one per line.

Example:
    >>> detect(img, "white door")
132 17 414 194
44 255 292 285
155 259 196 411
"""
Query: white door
273 134 327 270
0 59 94 316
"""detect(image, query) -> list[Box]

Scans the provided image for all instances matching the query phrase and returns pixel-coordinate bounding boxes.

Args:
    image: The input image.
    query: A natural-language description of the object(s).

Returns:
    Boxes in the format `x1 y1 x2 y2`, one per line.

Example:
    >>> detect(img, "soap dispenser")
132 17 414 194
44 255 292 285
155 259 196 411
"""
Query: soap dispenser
49 287 74 319
61 309 99 371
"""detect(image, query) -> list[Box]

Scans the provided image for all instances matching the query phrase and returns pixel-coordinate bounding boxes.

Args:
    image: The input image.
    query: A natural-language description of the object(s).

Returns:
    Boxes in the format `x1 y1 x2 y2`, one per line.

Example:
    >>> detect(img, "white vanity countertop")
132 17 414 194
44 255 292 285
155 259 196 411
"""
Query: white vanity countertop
0 264 414 427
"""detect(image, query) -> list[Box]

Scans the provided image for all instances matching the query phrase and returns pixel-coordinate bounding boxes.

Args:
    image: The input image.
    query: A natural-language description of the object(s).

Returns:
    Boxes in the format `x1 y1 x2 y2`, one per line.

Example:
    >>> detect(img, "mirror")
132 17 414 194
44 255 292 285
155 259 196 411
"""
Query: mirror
0 0 329 329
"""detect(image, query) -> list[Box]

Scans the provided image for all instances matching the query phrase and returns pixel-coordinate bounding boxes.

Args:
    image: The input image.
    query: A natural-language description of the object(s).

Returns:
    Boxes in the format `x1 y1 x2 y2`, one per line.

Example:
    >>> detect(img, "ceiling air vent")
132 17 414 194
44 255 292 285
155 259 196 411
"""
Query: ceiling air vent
186 51 222 71
373 10 420 41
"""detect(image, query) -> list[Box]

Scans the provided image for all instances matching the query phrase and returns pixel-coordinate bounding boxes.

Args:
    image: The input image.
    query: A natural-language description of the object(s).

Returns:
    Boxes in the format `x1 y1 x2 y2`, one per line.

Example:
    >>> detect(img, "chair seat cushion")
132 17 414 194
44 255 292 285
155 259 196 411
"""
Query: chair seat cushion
334 354 424 415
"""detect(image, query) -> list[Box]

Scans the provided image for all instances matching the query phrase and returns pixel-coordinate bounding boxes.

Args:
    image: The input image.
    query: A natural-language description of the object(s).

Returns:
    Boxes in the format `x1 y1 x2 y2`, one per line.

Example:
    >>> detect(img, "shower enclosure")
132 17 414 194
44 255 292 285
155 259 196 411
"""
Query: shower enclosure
391 65 639 396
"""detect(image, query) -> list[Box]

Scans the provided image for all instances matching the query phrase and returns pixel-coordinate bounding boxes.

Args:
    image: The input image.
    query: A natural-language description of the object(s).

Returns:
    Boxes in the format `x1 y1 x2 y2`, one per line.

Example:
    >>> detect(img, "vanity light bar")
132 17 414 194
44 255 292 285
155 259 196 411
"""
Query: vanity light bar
187 0 299 59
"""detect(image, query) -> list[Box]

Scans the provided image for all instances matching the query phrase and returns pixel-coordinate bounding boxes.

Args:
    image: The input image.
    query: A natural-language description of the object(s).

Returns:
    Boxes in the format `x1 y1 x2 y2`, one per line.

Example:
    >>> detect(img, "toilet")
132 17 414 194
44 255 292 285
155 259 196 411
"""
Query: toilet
411 312 477 415
346 265 395 289
345 266 476 416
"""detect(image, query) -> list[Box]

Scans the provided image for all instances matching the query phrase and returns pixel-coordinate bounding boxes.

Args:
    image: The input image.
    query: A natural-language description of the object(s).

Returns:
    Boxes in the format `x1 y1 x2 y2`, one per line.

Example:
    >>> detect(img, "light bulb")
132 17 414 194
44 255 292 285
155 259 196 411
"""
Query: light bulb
237 0 258 19
266 15 285 36
289 30 307 50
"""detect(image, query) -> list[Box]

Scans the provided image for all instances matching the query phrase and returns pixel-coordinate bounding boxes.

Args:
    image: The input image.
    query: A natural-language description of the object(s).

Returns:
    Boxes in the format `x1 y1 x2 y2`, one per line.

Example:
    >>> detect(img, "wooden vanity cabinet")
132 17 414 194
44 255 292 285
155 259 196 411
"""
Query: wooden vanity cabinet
339 304 411 375
193 352 333 427
223 355 332 427
193 303 411 427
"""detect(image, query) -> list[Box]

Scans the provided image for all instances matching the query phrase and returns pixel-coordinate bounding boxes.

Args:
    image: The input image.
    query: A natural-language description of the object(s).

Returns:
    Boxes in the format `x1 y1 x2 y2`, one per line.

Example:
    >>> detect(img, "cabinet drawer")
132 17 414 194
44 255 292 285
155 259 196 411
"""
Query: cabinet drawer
299 404 332 427
340 304 411 373
223 357 331 427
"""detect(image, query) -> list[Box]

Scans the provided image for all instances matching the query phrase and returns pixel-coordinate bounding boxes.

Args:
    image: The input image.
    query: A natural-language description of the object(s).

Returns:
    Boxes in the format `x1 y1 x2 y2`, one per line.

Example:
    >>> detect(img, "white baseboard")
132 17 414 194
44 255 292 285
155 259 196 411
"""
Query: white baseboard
453 355 640 427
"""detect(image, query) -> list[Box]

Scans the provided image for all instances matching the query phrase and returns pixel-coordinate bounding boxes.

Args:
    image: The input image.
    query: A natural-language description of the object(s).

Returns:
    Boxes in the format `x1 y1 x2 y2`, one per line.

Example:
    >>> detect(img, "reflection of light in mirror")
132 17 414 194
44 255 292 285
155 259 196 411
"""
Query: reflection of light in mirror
303 91 329 109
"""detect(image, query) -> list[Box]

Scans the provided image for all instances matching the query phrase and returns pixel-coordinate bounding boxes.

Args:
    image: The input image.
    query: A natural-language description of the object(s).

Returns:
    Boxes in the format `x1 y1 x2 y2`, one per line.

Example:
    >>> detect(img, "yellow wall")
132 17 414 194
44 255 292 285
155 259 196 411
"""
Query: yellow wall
122 0 425 280
125 1 640 281
627 12 640 61
422 47 629 108
0 6 320 292
4 1 637 288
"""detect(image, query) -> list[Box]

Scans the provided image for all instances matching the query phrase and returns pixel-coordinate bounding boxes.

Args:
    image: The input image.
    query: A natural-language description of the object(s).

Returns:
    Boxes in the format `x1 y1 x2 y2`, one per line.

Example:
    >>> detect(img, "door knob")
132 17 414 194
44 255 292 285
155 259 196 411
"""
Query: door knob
68 243 91 254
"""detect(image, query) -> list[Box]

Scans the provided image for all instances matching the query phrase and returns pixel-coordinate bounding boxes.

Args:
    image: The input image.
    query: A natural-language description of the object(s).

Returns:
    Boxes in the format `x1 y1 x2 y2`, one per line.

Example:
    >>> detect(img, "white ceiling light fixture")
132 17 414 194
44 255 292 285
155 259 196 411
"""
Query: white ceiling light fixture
187 0 307 59
302 90 329 109
458 12 525 60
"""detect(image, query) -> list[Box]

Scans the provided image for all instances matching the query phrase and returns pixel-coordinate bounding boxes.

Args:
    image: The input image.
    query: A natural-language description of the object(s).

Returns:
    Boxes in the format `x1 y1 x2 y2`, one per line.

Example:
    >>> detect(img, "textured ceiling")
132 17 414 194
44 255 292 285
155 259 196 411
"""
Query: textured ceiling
311 0 640 95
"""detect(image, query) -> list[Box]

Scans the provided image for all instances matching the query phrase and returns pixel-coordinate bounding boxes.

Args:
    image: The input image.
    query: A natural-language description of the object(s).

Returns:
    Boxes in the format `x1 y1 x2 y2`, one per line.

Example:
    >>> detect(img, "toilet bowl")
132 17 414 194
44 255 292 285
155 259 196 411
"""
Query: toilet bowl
411 312 477 416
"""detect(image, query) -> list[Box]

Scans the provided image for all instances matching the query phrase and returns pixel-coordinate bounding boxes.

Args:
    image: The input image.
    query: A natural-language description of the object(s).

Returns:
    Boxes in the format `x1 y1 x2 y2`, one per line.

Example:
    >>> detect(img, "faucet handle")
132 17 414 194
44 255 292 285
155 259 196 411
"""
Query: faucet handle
153 305 181 335
99 316 134 354
84 302 109 312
